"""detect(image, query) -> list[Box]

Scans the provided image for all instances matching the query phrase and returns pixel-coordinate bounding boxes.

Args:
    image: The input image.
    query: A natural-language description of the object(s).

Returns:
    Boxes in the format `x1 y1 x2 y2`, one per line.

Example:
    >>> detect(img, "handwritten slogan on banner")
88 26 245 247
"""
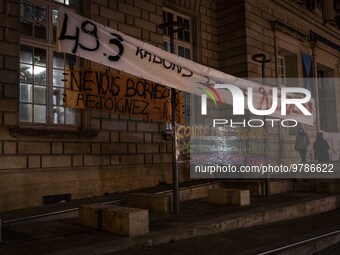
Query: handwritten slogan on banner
63 68 184 123
57 7 315 125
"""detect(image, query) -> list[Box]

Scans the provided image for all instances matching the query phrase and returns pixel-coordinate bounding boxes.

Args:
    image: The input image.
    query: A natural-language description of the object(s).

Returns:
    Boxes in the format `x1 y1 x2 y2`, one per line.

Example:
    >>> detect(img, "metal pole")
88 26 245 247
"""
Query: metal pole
251 53 270 197
159 21 187 214
169 30 179 214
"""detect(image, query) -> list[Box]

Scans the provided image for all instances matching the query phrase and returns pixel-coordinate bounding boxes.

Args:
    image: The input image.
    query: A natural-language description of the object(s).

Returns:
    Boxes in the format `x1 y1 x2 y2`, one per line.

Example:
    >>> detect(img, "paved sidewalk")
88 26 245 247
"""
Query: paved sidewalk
0 191 339 255
114 209 340 255
0 180 219 223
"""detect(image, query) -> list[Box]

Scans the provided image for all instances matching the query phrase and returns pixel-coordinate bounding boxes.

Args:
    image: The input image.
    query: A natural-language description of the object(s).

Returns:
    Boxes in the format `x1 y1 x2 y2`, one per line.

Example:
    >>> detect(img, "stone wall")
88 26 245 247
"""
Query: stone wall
217 0 248 78
0 0 219 212
243 0 340 163
0 0 19 129
1 0 337 212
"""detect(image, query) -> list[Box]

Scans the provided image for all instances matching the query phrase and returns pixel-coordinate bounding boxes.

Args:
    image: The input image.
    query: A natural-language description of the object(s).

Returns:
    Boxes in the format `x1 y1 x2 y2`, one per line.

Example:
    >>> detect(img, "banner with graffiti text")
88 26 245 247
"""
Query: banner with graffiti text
63 68 184 123
57 7 315 125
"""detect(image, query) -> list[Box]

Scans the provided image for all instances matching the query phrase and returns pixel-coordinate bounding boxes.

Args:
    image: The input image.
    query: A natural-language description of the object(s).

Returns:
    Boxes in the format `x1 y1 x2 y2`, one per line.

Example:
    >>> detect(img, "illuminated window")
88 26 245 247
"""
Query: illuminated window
53 0 80 8
278 48 298 86
162 9 194 124
278 56 286 85
20 0 81 126
162 9 192 60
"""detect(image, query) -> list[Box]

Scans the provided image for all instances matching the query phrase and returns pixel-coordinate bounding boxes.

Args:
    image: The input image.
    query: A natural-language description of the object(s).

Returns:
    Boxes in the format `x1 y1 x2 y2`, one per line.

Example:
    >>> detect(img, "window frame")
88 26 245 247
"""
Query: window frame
277 55 286 86
162 8 193 60
162 8 195 124
19 0 82 128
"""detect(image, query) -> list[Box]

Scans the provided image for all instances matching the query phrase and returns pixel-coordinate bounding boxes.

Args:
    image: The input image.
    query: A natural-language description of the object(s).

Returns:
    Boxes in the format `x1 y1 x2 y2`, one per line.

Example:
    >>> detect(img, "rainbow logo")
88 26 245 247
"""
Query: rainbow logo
197 83 223 106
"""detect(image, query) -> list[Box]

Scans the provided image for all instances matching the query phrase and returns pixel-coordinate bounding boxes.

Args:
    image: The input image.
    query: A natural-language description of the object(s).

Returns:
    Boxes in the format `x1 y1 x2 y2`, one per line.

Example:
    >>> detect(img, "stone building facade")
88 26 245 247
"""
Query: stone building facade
0 0 339 212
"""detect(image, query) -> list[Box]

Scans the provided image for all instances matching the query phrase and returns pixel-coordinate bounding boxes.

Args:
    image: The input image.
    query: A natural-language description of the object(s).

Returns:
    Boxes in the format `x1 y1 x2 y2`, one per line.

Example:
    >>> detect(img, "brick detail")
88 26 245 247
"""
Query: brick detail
110 132 120 142
84 155 110 166
153 153 172 163
137 122 159 132
120 132 144 143
118 2 141 17
101 143 128 154
64 142 91 154
42 156 72 168
28 156 41 168
102 120 127 131
52 143 63 154
111 155 120 165
0 156 26 169
18 142 51 155
128 144 136 154
92 143 101 154
0 42 18 57
3 112 17 126
120 154 144 165
137 144 159 154
152 133 165 143
94 131 110 142
118 23 142 38
3 141 16 154
72 155 83 167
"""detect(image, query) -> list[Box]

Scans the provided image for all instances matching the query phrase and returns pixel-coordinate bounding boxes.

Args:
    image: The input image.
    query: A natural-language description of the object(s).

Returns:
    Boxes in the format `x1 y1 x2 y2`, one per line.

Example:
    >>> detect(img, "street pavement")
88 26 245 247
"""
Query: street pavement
314 242 340 255
0 191 339 255
113 209 340 255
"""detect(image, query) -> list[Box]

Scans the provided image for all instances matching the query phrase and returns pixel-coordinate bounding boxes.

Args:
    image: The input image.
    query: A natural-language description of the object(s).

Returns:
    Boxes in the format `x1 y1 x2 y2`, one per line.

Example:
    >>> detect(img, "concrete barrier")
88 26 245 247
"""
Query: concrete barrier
127 193 172 214
79 204 149 236
224 180 264 196
208 189 250 206
79 204 112 229
102 206 149 236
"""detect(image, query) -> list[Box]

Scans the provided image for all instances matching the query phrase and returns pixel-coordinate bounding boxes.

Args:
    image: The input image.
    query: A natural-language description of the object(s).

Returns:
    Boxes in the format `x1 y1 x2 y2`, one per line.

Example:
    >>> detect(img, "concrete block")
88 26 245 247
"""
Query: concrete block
263 207 286 224
102 206 149 236
79 204 113 229
224 180 264 196
208 189 250 206
128 193 172 214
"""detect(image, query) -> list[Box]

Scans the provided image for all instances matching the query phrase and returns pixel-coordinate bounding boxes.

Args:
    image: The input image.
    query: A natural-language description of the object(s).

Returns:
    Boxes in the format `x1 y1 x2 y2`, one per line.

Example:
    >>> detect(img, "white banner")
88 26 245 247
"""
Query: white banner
57 7 315 125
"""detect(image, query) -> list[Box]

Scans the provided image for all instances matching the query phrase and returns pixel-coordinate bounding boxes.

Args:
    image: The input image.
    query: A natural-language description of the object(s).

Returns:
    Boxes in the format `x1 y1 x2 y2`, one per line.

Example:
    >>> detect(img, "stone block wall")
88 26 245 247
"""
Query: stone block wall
0 0 220 212
0 0 19 128
217 0 248 78
2 0 336 212
243 0 340 163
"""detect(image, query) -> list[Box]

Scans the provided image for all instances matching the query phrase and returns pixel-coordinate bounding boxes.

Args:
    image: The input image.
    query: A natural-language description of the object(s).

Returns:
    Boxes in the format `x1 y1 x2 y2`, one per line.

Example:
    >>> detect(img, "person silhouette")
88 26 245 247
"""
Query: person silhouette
313 132 330 162
294 128 310 162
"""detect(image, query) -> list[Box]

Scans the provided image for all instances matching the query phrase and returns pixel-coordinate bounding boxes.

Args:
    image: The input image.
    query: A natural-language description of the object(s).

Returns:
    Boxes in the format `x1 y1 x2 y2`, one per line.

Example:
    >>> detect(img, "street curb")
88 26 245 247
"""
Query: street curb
48 194 340 255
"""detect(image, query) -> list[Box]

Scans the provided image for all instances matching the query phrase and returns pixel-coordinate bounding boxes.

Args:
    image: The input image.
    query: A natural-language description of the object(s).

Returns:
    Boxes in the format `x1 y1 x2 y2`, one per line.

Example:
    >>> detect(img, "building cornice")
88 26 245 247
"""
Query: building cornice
271 20 307 42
